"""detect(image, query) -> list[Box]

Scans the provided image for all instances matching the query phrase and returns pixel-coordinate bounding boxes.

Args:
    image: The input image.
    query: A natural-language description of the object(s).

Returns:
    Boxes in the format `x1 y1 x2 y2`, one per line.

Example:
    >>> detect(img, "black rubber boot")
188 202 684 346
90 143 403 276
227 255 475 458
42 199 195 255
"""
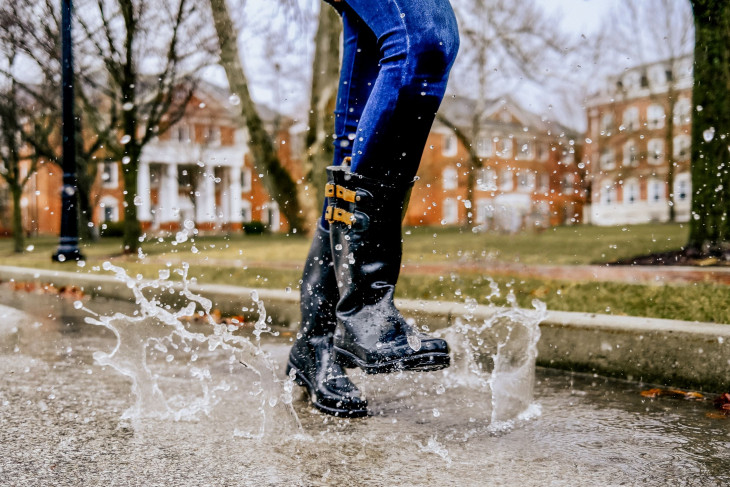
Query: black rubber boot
326 166 450 374
286 222 368 418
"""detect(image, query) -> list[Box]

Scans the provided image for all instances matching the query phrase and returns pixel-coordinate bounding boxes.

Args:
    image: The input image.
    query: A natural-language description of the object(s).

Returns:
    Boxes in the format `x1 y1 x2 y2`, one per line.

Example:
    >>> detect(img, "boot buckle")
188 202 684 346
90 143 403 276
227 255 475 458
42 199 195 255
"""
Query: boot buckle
336 185 357 203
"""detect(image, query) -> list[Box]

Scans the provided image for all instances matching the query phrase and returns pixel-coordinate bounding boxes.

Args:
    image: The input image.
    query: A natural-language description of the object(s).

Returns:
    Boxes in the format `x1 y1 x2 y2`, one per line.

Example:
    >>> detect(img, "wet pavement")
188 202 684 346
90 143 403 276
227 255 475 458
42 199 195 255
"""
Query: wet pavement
1 289 729 486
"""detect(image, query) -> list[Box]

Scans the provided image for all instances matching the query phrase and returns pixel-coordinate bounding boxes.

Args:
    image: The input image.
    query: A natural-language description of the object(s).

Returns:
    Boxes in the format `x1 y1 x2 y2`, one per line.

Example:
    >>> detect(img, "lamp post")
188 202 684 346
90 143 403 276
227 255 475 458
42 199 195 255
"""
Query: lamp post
53 0 84 262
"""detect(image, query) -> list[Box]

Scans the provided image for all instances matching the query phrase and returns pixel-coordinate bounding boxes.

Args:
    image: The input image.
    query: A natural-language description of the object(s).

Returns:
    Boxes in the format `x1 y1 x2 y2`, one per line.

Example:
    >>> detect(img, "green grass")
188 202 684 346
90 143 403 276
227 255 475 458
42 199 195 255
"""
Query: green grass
0 223 725 324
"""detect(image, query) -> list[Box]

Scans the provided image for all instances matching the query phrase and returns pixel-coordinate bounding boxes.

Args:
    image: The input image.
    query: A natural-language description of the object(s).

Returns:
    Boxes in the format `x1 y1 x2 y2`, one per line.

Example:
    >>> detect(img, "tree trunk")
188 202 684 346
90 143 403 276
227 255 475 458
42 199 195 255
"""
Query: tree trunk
209 0 306 234
10 185 23 253
121 152 141 252
665 89 677 222
687 0 730 253
305 5 342 219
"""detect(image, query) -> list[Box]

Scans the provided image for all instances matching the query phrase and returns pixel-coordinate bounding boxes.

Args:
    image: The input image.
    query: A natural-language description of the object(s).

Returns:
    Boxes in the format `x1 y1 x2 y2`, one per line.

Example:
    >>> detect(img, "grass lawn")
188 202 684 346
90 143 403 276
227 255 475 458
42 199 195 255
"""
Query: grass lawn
0 223 727 324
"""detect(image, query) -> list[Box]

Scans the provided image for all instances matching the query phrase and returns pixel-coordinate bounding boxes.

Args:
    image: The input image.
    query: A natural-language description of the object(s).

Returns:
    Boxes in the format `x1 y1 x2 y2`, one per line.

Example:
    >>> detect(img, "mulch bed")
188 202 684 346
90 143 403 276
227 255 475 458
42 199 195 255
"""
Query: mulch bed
608 249 730 267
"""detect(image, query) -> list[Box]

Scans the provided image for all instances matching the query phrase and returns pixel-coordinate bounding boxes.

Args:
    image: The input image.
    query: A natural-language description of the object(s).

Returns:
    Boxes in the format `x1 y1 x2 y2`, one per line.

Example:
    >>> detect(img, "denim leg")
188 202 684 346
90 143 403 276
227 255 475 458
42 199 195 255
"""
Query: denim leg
321 4 381 228
339 0 460 183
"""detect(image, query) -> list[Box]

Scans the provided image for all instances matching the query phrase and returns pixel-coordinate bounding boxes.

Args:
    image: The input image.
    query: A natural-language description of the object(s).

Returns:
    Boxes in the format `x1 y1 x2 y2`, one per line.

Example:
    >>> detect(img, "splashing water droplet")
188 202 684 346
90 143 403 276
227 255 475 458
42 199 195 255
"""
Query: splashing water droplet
407 333 422 351
73 300 83 310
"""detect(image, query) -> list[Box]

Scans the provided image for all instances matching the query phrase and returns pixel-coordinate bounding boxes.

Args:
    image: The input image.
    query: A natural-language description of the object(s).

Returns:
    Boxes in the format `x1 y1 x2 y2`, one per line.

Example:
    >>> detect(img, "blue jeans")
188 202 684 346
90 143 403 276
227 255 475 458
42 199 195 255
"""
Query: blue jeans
320 0 459 225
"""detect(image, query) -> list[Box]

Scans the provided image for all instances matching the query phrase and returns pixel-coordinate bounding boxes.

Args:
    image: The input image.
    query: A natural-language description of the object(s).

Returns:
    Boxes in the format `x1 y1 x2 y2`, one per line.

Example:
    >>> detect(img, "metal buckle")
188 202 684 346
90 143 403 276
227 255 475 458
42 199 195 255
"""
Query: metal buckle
332 208 354 225
336 185 357 203
325 183 335 198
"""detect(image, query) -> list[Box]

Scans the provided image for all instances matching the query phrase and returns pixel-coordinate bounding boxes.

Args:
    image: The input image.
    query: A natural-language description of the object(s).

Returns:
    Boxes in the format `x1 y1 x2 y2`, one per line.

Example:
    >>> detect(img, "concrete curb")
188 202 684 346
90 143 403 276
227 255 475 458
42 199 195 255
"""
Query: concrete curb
1 265 728 392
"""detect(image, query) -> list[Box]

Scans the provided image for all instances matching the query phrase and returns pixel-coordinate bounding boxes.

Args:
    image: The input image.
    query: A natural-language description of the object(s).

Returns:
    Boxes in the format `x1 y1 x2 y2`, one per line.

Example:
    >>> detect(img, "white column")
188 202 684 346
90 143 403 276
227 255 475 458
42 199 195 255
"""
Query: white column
195 165 216 223
159 162 179 222
219 169 231 225
136 161 152 222
229 166 242 224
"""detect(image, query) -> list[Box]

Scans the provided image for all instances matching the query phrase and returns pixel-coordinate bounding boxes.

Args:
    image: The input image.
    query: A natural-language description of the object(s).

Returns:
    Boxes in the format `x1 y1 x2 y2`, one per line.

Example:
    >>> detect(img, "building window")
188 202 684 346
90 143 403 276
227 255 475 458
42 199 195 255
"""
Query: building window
673 97 692 125
600 180 617 205
648 179 665 204
174 124 191 143
441 198 458 225
600 149 616 170
623 179 640 205
476 136 493 157
442 167 458 190
262 201 280 231
517 171 536 192
515 140 533 160
476 168 497 191
241 200 252 223
205 126 221 146
442 134 457 157
100 161 118 188
600 113 614 133
537 143 549 162
562 174 575 193
623 140 639 167
495 138 513 159
673 134 691 160
99 197 119 222
475 199 494 226
674 173 691 202
241 167 252 192
647 139 664 165
622 107 639 131
622 71 641 91
648 65 667 87
647 104 665 129
538 172 549 192
499 168 513 191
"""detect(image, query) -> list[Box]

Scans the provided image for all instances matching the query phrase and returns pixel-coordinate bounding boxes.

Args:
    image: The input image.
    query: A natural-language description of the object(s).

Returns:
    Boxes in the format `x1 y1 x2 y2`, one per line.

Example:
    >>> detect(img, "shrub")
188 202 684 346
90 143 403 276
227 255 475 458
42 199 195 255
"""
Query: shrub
99 221 125 238
243 221 266 235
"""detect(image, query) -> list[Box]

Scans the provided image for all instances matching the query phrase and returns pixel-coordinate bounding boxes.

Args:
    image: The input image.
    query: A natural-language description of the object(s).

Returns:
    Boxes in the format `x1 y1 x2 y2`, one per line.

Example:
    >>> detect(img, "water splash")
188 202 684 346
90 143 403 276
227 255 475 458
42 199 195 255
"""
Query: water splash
438 285 546 428
84 261 301 438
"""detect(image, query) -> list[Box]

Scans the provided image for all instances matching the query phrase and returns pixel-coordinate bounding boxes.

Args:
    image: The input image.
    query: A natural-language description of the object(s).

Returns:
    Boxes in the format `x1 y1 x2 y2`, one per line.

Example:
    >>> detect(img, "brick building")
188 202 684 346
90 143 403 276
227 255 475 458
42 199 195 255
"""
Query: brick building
584 55 694 225
405 96 585 232
6 83 300 236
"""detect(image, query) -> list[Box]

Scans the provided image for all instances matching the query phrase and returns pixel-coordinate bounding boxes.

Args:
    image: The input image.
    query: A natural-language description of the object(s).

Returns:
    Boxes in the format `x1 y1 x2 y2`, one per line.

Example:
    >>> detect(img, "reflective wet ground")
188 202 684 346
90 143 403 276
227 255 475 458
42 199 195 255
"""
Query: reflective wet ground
1 289 729 486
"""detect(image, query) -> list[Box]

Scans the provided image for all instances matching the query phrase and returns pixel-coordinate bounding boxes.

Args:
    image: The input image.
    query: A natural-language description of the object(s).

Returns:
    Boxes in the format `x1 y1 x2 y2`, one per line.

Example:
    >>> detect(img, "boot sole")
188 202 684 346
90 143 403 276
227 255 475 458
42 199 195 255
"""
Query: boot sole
333 347 451 374
286 361 369 418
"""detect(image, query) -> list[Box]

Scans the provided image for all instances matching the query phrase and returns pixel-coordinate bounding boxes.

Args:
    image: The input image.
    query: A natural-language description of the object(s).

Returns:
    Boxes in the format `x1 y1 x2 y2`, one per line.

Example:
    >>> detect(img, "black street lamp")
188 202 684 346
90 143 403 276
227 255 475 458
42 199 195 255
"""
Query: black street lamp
53 0 84 262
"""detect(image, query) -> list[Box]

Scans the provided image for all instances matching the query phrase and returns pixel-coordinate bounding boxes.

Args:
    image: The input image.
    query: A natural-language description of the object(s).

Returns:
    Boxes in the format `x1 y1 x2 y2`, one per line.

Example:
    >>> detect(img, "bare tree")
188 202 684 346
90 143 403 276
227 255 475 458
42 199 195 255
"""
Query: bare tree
0 1 63 251
74 0 215 252
303 3 341 217
595 0 694 222
208 0 309 234
440 0 574 225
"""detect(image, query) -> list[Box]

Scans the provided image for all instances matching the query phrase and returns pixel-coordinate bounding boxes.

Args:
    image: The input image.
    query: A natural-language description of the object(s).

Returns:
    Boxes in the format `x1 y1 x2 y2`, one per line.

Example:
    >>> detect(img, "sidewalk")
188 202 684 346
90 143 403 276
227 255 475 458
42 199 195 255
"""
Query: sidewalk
0 264 728 392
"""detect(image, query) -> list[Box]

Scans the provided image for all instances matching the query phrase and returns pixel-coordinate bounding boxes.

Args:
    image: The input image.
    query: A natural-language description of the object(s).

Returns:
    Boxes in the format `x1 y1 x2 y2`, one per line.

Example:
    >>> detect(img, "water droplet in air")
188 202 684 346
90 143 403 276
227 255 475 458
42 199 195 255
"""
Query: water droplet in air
26 245 34 252
73 300 83 309
133 195 143 206
120 135 131 144
122 102 134 111
335 244 343 251
229 94 241 106
703 127 716 142
407 333 422 351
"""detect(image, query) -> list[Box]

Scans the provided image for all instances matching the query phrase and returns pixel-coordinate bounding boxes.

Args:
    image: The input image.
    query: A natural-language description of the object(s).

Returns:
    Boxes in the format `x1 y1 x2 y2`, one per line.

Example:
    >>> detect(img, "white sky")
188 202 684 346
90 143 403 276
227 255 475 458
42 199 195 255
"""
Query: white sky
545 0 615 36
